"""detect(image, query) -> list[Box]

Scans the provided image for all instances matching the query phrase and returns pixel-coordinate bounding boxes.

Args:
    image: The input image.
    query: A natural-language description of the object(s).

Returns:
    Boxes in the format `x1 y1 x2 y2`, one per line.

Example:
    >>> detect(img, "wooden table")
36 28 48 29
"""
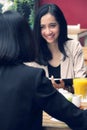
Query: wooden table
43 112 71 130
43 101 87 130
68 29 87 46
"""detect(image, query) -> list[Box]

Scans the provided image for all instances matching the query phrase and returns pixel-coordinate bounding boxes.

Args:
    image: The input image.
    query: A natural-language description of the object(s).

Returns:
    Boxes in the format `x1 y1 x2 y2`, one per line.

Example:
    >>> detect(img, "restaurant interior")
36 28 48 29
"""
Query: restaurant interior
0 0 87 130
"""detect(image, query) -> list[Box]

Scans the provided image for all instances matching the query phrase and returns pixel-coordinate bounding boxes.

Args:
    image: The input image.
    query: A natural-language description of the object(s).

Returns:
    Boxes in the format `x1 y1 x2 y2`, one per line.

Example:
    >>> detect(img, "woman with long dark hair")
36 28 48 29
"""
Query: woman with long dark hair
27 3 87 89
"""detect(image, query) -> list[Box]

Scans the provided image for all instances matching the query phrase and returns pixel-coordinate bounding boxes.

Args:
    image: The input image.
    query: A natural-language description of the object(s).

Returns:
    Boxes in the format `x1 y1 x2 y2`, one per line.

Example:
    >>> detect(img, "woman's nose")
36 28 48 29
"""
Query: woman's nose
45 28 52 35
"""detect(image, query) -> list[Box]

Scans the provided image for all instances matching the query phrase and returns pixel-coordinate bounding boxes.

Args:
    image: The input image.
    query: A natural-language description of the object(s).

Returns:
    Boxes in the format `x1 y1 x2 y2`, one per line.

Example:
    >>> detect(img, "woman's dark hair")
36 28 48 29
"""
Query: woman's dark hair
34 3 70 65
0 10 36 65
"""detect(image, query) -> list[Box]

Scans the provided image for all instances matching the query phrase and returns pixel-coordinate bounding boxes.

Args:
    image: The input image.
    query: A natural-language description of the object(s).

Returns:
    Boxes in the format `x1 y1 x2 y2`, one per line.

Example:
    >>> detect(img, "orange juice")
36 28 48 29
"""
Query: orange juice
73 78 87 98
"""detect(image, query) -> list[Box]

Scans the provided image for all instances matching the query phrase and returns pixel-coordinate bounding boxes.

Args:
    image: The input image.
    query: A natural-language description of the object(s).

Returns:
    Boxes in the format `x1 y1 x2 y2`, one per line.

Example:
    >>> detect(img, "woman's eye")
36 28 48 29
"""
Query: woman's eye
40 26 45 30
50 24 56 28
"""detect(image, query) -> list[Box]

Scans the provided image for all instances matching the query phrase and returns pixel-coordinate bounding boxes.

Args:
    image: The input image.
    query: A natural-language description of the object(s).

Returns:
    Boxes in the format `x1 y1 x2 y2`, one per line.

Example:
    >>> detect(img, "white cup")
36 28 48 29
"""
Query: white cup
72 95 81 107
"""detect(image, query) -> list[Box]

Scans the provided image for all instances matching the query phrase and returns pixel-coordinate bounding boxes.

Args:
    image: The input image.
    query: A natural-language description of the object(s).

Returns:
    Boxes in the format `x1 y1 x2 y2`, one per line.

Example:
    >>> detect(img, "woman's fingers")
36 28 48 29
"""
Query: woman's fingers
50 76 65 89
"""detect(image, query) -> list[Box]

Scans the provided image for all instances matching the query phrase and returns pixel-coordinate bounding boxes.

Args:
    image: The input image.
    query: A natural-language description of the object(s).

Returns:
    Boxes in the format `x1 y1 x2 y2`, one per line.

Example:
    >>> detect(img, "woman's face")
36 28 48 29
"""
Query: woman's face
40 13 60 44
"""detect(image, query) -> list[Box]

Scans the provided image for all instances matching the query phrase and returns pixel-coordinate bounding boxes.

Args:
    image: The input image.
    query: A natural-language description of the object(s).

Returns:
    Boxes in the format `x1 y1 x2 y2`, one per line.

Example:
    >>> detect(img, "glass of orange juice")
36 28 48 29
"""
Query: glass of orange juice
73 78 87 99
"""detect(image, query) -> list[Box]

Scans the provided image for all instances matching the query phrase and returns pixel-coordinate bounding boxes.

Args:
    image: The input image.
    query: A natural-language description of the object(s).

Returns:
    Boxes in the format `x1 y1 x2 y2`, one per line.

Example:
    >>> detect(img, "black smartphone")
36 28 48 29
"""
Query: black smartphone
63 78 73 86
51 78 73 85
54 78 61 84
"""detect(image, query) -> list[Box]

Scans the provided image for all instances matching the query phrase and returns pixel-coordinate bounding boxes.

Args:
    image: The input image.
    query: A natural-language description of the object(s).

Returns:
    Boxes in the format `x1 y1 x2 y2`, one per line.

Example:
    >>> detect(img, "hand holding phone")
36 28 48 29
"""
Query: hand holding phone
49 76 65 89
49 76 73 90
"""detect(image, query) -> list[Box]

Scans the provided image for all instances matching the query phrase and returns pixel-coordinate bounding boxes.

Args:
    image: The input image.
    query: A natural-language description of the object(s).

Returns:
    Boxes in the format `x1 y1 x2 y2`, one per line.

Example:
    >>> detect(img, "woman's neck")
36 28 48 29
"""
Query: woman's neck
48 43 61 67
48 42 59 54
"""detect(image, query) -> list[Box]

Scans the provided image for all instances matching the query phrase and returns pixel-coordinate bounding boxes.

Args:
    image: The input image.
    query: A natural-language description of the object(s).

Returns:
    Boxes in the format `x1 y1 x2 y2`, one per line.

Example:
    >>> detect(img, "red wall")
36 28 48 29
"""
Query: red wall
40 0 87 28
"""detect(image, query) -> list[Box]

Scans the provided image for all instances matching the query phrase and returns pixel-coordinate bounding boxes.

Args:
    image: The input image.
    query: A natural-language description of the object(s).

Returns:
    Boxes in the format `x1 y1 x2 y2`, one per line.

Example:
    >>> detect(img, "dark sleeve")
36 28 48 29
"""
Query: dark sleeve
34 69 87 130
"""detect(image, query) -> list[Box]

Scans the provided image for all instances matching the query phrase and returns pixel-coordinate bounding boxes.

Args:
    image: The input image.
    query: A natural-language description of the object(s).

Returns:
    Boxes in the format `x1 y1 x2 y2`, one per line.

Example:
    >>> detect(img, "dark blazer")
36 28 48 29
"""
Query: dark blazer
0 63 87 130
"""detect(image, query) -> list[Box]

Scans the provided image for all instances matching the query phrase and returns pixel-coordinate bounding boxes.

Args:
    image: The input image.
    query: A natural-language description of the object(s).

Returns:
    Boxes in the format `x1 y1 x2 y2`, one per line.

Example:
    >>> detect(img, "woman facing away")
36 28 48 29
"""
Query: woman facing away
26 3 87 90
0 10 87 130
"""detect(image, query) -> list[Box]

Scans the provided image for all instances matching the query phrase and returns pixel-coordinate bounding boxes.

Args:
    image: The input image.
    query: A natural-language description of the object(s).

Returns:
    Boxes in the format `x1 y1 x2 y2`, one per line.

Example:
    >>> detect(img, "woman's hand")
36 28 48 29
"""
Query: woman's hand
50 75 65 89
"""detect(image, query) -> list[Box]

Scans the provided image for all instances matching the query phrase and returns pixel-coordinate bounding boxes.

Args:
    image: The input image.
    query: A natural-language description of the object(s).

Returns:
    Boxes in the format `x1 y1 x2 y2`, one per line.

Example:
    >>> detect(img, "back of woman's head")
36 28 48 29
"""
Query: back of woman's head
0 10 36 65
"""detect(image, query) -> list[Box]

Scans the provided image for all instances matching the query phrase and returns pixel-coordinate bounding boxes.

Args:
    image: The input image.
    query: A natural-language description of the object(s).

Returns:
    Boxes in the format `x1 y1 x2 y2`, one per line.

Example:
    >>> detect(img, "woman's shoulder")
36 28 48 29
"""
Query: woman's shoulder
16 63 45 76
64 39 83 57
65 39 82 51
24 62 39 67
24 62 46 68
24 62 48 77
66 39 81 47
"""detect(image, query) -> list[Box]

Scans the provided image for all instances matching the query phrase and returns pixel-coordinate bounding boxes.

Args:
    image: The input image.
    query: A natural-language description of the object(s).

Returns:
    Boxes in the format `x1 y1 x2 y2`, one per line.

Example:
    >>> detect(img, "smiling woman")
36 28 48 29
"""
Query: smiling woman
27 3 87 92
40 13 59 45
0 9 87 130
